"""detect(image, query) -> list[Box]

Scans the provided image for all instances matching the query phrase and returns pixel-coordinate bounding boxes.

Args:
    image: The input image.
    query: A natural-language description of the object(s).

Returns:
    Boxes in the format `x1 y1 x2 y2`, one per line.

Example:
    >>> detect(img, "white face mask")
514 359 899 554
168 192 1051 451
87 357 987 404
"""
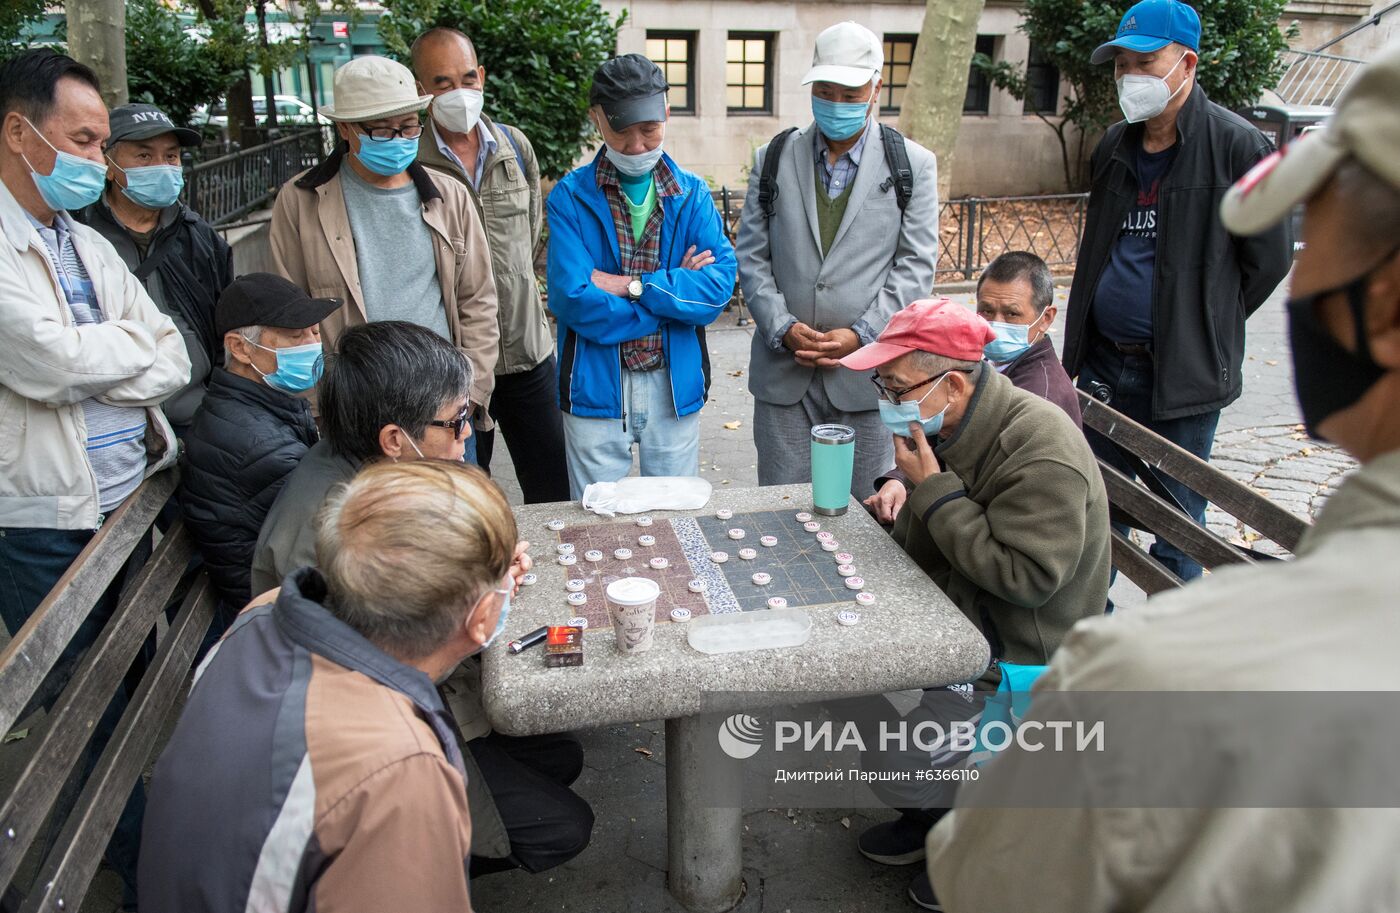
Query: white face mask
605 144 663 177
433 87 484 135
1116 51 1189 124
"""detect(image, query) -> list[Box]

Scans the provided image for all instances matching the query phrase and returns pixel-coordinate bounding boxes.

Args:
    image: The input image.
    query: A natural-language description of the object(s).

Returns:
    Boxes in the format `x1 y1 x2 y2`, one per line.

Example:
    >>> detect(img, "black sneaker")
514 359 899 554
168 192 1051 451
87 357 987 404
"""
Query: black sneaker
857 815 928 866
908 870 944 911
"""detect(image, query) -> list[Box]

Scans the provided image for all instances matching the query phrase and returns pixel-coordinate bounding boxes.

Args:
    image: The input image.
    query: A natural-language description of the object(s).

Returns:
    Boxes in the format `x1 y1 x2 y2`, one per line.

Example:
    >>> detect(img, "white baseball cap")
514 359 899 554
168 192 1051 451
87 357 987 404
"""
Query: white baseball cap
318 56 433 122
802 21 883 88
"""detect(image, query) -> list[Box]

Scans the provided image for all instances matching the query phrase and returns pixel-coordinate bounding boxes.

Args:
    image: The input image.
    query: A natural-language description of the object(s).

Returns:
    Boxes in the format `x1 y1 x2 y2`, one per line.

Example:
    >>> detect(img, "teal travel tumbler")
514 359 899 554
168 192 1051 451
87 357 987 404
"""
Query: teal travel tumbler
810 424 855 516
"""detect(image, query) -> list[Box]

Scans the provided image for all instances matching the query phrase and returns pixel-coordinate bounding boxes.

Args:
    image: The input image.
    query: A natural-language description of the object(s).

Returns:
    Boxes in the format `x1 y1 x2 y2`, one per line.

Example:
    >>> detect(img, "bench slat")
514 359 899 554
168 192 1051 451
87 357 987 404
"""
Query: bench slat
0 523 191 893
18 577 215 913
1079 392 1308 551
0 471 178 736
1109 528 1184 595
1098 460 1253 571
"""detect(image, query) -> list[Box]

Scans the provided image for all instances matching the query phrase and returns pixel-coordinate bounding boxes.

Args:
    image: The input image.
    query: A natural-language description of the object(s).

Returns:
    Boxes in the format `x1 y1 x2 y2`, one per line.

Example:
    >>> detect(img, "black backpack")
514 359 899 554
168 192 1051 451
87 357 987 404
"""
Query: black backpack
757 123 914 219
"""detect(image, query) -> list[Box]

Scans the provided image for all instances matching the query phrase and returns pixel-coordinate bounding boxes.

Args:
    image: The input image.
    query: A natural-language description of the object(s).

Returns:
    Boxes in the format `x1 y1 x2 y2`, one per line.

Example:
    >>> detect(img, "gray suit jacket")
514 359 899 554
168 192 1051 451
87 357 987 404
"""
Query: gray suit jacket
736 122 939 413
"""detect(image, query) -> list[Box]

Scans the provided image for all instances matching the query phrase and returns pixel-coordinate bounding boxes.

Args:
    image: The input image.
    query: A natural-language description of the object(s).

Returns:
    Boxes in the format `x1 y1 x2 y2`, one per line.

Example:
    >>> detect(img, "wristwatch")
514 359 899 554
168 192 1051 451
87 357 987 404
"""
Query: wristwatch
627 278 643 300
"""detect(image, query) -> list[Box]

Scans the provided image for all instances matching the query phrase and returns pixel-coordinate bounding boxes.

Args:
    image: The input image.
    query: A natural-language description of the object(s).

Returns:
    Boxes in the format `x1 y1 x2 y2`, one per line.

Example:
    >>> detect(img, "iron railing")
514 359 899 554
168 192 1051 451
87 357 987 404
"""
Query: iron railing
183 128 327 226
1273 49 1366 108
712 187 1089 282
936 193 1088 280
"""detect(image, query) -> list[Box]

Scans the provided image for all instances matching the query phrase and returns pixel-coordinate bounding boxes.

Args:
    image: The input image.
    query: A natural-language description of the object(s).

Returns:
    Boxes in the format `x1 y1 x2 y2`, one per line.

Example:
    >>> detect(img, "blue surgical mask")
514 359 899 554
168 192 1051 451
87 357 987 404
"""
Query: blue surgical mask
812 95 872 142
22 117 106 212
353 136 419 177
878 374 950 438
479 587 511 653
253 340 323 393
113 161 184 210
983 312 1047 363
605 144 664 178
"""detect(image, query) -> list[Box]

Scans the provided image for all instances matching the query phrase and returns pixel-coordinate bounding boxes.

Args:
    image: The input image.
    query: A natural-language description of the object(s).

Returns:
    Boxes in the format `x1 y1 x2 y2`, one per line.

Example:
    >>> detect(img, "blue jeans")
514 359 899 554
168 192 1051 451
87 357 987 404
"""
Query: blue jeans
561 367 701 500
462 424 479 465
1077 345 1220 582
0 526 145 908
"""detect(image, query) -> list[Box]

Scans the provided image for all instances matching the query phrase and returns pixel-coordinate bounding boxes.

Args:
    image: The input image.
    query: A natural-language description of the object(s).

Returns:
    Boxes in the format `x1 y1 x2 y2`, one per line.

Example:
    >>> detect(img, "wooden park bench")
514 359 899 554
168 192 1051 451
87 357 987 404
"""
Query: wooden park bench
0 469 214 913
1078 389 1310 594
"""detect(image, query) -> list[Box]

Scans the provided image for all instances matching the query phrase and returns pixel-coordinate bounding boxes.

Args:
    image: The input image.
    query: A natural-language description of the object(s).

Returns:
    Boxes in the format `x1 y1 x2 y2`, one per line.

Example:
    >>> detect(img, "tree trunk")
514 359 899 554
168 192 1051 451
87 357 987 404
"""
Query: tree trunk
898 0 986 200
191 0 258 144
66 0 127 108
256 0 280 131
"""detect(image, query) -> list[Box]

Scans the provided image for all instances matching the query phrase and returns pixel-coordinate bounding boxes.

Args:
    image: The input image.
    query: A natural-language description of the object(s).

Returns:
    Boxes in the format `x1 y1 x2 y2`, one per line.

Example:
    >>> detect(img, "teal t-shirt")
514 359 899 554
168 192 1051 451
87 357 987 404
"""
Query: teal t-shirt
618 172 656 242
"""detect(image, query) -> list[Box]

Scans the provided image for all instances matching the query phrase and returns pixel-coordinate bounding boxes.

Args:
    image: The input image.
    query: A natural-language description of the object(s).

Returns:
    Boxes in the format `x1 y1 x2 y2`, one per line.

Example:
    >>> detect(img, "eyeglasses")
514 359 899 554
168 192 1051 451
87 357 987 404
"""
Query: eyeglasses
870 372 942 405
870 369 973 405
359 122 424 142
427 405 472 440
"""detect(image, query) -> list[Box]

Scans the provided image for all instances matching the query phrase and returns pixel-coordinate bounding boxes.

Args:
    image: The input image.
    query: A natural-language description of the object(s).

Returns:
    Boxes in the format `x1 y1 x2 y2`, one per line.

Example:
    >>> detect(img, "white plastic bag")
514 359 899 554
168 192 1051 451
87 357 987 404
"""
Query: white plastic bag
580 476 713 517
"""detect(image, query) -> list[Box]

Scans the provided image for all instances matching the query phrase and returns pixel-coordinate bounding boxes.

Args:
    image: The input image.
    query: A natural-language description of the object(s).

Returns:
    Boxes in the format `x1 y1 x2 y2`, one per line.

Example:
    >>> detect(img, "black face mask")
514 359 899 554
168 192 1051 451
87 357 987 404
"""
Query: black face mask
1286 253 1394 439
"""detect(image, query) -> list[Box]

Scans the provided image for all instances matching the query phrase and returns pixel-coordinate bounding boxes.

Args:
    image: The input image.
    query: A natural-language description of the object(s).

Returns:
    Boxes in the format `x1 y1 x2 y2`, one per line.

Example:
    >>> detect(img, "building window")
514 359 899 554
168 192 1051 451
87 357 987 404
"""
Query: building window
881 34 917 114
726 32 773 114
1024 42 1060 115
964 35 996 114
646 30 696 114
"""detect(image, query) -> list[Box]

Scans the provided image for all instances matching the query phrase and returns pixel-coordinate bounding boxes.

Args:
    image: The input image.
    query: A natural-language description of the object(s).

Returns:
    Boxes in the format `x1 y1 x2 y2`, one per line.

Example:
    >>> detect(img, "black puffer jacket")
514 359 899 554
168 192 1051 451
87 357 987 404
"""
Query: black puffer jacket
179 368 318 614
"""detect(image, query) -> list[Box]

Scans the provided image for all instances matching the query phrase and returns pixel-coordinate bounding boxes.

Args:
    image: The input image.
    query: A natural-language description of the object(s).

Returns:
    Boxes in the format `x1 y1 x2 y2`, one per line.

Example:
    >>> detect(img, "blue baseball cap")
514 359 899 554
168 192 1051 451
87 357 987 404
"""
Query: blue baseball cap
1091 0 1201 65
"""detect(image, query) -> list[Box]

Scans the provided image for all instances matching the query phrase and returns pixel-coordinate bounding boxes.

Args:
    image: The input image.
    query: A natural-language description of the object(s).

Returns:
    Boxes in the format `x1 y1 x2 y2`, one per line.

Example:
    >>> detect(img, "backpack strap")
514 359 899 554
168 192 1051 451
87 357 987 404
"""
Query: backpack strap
757 127 798 219
878 124 914 213
495 123 525 169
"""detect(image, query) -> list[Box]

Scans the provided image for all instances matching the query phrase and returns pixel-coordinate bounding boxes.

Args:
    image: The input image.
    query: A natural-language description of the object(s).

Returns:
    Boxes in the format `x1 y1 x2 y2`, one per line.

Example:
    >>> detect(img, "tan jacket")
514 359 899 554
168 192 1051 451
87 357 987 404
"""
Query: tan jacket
928 450 1400 913
418 115 554 376
0 179 187 530
268 148 499 416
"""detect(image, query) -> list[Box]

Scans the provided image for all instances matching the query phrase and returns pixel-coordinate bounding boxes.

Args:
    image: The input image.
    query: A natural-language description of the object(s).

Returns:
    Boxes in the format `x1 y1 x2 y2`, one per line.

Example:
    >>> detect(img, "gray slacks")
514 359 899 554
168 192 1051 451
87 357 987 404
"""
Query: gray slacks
752 375 893 501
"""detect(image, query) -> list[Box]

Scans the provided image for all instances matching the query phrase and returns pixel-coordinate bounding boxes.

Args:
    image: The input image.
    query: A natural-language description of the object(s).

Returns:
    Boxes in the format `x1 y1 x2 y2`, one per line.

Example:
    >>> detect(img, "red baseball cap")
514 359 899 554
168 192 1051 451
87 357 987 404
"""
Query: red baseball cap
840 298 995 371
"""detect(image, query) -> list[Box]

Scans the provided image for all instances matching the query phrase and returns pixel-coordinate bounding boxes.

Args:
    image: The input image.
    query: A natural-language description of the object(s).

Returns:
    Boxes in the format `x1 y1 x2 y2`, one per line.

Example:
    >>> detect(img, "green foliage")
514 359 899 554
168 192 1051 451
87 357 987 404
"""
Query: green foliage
1 0 56 60
125 0 242 123
378 0 625 179
975 0 1298 188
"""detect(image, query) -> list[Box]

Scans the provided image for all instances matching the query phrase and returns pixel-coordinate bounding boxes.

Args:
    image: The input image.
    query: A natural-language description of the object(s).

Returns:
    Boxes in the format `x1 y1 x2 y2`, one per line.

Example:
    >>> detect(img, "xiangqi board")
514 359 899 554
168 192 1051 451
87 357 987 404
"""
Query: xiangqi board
550 510 860 630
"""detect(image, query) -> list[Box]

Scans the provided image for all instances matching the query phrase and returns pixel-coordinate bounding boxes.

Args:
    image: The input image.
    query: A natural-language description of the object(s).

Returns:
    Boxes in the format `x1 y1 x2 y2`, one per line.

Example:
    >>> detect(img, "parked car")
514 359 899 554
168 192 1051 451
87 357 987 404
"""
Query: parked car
191 95 321 129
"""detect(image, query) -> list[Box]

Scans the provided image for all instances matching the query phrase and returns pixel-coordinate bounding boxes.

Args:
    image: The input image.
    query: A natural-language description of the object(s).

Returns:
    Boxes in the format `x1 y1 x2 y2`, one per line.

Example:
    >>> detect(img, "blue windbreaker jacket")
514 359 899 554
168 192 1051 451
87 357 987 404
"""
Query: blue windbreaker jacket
546 151 737 419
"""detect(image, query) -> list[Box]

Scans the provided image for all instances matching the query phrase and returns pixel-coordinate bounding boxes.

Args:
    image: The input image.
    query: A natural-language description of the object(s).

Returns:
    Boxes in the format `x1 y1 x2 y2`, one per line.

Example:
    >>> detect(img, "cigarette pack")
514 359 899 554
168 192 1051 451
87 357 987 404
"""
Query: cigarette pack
544 625 584 667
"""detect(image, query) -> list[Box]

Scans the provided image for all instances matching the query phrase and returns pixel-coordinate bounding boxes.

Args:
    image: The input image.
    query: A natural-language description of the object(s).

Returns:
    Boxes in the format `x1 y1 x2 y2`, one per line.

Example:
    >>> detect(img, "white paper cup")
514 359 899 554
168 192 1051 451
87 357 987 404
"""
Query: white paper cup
605 577 661 655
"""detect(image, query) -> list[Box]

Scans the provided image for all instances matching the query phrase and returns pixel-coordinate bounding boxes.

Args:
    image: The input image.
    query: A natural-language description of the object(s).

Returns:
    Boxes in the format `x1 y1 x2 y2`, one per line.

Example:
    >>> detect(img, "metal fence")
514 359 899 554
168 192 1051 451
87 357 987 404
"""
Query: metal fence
713 187 1089 282
183 128 327 226
935 193 1088 280
1273 49 1365 108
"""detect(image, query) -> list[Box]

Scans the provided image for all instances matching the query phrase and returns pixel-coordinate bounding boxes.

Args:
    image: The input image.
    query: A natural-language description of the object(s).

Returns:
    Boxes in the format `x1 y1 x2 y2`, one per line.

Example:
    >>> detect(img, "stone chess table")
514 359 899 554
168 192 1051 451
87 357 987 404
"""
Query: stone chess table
482 484 989 912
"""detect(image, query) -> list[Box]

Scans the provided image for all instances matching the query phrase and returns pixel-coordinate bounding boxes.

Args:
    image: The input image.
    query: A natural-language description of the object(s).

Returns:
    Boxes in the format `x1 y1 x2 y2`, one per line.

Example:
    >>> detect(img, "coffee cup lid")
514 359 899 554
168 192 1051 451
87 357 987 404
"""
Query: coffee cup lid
606 577 661 606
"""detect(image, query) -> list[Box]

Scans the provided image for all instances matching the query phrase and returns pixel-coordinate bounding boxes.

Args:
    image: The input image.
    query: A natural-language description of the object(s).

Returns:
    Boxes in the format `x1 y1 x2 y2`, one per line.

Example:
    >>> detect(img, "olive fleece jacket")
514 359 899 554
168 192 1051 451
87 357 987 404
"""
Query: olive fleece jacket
891 366 1110 676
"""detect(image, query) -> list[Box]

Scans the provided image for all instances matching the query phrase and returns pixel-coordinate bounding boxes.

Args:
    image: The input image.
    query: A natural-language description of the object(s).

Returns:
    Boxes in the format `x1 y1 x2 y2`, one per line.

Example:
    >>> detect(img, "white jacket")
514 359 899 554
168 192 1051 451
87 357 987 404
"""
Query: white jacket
0 179 190 530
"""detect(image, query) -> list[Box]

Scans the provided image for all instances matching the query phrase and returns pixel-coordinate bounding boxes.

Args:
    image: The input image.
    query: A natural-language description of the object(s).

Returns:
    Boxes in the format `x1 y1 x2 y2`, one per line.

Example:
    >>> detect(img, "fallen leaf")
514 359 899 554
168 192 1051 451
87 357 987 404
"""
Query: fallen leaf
1265 360 1278 366
723 421 742 430
634 747 653 758
1242 531 1261 542
3 728 28 744
728 370 745 377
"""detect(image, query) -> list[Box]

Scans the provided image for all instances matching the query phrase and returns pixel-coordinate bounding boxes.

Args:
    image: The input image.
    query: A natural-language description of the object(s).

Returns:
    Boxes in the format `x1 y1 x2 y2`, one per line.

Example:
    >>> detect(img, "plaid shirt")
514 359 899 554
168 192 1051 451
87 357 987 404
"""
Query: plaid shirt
814 119 871 199
596 155 683 371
